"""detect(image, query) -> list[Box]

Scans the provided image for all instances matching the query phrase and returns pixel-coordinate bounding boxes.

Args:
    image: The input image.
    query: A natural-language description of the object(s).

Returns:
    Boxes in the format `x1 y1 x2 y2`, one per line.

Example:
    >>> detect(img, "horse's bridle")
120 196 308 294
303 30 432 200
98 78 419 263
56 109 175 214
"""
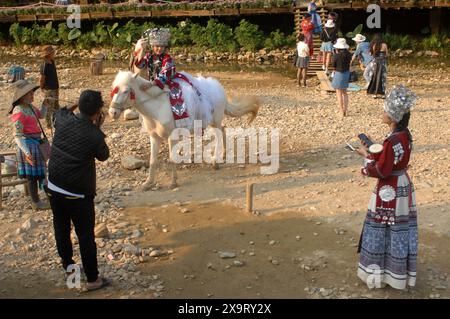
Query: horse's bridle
110 86 135 112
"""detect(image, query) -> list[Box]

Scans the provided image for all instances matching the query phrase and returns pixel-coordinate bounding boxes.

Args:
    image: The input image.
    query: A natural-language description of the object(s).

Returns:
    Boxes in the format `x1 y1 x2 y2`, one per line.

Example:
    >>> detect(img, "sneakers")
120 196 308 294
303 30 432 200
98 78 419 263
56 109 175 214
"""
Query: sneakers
322 65 326 71
31 200 50 211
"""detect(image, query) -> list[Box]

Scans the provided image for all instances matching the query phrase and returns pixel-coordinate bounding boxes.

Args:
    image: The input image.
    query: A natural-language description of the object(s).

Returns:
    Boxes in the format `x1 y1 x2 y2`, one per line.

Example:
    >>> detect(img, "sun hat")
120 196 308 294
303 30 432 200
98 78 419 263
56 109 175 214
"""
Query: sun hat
9 78 39 113
352 34 367 43
333 38 349 50
41 45 56 58
325 20 335 28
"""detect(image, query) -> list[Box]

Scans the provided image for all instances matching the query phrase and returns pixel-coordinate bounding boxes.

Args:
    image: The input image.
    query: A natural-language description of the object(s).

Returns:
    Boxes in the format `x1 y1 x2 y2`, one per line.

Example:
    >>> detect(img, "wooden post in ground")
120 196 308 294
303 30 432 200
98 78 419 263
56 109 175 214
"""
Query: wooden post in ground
90 53 105 76
246 183 254 213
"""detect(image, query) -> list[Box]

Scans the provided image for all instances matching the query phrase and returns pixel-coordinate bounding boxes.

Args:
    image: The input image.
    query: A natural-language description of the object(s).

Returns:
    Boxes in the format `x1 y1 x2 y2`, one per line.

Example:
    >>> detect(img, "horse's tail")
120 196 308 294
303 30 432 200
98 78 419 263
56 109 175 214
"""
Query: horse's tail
225 96 260 125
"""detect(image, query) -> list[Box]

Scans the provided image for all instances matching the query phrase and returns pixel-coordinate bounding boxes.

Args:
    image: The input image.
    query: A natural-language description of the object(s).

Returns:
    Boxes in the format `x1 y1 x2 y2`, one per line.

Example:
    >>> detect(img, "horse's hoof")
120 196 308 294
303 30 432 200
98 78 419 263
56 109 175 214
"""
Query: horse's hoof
169 183 178 190
139 182 158 192
212 163 219 170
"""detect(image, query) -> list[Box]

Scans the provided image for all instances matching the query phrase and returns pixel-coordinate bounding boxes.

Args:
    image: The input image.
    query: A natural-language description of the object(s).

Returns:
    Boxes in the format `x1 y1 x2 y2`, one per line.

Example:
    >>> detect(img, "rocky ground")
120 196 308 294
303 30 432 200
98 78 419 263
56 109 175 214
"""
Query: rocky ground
0 48 448 299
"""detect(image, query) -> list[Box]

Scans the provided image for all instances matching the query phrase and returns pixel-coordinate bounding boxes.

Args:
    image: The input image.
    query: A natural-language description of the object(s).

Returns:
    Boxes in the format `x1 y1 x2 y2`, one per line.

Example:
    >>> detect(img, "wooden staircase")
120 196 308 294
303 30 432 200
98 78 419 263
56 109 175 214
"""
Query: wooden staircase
294 6 334 76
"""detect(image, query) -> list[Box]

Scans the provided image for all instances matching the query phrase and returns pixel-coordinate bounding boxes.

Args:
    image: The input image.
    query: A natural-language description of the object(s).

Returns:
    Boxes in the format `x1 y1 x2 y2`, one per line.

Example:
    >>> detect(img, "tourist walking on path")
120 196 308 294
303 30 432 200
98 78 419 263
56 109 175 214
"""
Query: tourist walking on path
331 38 352 117
320 19 337 74
308 0 322 34
295 34 310 87
355 85 418 290
46 90 110 291
351 34 374 89
39 45 60 129
301 13 315 58
367 34 388 98
9 79 49 210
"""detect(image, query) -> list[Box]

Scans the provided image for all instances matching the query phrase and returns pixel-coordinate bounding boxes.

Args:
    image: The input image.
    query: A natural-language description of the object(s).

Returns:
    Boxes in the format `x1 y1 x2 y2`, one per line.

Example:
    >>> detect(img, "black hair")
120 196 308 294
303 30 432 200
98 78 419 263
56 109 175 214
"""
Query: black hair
370 33 383 56
395 112 413 143
297 33 305 42
78 90 104 116
303 13 311 19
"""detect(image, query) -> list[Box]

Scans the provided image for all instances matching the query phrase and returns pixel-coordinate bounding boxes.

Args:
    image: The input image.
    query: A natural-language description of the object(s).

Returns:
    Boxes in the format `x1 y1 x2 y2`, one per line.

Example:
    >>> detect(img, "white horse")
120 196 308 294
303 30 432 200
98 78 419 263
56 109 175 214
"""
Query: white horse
108 70 260 191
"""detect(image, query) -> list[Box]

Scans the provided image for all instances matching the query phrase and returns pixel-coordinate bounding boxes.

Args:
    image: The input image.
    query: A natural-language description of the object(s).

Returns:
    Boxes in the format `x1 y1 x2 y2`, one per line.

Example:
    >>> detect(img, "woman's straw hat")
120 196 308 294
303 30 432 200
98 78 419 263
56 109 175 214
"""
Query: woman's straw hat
41 45 56 58
10 79 39 110
352 34 367 43
325 20 335 28
333 38 350 49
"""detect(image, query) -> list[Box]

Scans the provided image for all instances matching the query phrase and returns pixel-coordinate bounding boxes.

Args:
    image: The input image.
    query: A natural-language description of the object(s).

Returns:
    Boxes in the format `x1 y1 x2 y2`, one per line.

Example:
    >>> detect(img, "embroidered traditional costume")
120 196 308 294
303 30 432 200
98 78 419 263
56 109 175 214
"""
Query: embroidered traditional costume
134 28 197 127
357 85 418 290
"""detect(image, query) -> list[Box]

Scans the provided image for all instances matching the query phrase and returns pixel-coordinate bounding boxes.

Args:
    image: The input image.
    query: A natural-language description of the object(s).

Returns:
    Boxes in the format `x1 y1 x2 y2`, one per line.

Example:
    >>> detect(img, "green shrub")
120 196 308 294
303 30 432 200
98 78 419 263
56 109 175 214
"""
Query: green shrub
383 33 417 51
421 33 449 52
169 20 193 47
264 30 295 50
76 33 94 50
57 23 70 46
234 19 264 51
9 23 23 46
35 22 59 45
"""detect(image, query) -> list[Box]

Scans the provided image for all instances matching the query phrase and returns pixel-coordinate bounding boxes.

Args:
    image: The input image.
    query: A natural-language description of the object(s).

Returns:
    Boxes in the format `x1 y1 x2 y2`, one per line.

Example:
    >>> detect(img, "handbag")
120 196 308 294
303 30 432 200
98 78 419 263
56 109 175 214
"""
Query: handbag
30 106 51 162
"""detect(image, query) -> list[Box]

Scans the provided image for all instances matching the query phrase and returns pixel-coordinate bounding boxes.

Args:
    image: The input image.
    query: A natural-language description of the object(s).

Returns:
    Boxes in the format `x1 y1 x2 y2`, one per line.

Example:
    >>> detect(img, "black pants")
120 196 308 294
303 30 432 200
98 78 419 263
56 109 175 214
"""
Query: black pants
47 189 99 283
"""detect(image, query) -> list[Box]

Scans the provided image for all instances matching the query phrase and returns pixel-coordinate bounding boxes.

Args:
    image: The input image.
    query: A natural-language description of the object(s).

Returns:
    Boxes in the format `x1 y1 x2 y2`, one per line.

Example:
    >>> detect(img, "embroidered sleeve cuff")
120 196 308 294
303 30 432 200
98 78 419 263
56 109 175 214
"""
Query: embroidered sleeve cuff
154 79 164 90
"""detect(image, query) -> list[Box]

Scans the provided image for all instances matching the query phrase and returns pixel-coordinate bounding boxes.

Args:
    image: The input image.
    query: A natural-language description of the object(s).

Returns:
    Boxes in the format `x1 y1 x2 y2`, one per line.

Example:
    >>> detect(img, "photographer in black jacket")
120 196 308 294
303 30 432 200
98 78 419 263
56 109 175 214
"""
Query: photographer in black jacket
47 90 110 291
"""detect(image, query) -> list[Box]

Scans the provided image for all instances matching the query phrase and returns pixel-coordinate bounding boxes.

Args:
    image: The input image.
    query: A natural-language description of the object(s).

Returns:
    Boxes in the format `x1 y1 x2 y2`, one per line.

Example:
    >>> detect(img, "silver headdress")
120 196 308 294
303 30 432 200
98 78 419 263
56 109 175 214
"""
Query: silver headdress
143 28 171 47
383 84 417 123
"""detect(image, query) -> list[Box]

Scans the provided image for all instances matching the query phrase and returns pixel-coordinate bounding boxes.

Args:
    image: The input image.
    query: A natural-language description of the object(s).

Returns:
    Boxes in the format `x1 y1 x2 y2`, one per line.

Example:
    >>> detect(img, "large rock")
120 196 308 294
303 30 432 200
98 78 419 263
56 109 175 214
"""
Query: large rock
94 223 109 238
121 156 146 170
424 50 439 57
123 109 139 121
21 218 37 232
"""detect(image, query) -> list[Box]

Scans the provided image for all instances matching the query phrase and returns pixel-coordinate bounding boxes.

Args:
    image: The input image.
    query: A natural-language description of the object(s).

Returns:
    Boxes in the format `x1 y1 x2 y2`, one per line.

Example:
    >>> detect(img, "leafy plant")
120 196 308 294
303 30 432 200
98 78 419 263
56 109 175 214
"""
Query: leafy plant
383 33 417 51
264 30 294 50
234 19 264 51
421 33 449 52
68 28 81 41
346 24 363 41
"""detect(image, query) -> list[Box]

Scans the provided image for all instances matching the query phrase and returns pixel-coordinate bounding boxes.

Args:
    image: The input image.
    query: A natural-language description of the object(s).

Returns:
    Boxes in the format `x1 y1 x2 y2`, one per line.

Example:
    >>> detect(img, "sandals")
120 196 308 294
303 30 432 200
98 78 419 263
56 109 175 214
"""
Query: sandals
85 277 111 292
31 200 50 211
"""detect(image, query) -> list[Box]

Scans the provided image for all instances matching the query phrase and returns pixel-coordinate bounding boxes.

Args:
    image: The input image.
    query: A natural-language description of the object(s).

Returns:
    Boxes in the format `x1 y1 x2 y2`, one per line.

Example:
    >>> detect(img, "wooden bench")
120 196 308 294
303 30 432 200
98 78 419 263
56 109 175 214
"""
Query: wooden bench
0 150 28 210
316 71 335 92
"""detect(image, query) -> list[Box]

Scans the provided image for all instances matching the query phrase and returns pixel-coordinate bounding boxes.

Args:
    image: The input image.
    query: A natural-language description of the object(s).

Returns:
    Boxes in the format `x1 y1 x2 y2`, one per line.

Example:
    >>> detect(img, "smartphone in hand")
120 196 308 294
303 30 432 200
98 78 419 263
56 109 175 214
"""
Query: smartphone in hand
358 134 374 147
345 142 356 152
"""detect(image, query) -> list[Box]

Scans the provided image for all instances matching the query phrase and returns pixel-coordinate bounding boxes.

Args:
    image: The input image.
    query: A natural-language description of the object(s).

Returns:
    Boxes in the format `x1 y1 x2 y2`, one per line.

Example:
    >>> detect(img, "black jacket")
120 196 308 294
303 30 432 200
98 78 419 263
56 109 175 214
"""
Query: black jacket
48 108 109 197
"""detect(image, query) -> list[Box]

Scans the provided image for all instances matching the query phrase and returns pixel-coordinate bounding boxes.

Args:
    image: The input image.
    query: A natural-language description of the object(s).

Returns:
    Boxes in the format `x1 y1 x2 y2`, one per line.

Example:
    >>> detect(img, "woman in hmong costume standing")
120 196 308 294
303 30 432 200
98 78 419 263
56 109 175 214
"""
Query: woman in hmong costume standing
308 0 322 34
355 85 418 290
133 28 193 126
367 34 388 98
301 13 315 58
9 79 49 210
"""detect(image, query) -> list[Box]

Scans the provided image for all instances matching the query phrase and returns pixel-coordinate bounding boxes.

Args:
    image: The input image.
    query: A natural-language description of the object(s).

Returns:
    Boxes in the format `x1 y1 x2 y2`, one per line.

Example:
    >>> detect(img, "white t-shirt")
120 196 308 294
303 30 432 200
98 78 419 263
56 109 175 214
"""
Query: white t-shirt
297 41 310 58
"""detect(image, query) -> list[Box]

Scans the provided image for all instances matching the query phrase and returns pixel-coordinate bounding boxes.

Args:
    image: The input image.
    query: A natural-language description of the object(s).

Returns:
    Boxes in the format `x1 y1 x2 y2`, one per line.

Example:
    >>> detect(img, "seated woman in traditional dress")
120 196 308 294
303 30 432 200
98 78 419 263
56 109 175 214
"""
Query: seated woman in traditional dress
9 79 49 210
134 28 177 91
133 28 193 126
308 0 322 34
355 85 418 290
367 33 389 98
